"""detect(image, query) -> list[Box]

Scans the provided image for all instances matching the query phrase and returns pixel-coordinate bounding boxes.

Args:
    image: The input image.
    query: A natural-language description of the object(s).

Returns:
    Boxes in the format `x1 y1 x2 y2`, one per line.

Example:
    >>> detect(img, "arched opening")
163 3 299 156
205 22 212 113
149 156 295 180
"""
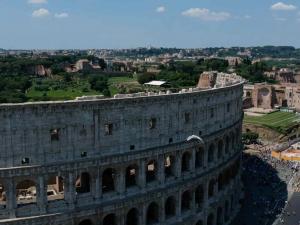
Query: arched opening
165 196 176 218
102 168 116 193
195 147 204 168
78 219 93 225
225 200 230 222
231 195 234 212
146 160 157 183
207 213 215 225
217 140 223 159
103 214 116 225
196 221 203 225
195 185 204 209
225 136 229 154
0 183 6 208
164 155 175 178
126 165 138 188
231 132 235 151
218 173 224 191
208 179 215 198
146 202 159 225
217 207 223 225
76 172 90 194
126 208 139 225
181 190 191 212
47 176 64 201
16 180 37 206
181 152 191 172
208 144 215 164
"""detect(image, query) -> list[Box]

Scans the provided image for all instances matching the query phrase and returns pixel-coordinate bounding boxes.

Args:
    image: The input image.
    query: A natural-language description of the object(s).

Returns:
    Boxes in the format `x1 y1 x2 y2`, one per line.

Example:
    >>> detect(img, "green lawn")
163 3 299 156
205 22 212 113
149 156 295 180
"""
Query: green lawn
26 79 102 101
108 76 141 96
244 111 300 133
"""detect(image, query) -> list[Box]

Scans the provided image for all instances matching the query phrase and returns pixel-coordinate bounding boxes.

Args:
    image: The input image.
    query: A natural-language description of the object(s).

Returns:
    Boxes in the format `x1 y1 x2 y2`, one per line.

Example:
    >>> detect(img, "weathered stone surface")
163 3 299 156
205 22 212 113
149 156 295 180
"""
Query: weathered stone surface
0 73 244 225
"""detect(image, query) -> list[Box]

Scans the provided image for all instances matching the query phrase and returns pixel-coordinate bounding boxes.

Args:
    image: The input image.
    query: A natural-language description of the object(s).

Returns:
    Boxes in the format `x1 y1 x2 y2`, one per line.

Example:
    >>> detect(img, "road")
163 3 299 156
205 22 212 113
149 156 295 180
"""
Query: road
276 192 300 225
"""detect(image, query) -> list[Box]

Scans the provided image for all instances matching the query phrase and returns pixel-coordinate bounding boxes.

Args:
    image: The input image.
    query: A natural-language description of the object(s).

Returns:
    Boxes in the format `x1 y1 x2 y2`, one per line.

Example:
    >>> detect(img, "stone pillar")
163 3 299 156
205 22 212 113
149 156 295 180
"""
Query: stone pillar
117 167 126 195
158 155 165 185
94 169 101 199
65 172 75 208
6 179 16 218
160 196 166 223
37 175 47 213
176 190 182 220
191 149 196 172
138 159 146 190
203 146 208 169
118 210 125 225
203 179 209 208
191 190 196 213
141 204 147 225
175 152 182 179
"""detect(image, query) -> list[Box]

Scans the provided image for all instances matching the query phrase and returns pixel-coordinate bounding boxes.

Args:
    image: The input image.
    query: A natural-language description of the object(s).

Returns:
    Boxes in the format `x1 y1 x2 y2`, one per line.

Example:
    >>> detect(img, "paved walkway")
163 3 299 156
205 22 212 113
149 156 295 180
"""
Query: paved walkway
275 192 300 225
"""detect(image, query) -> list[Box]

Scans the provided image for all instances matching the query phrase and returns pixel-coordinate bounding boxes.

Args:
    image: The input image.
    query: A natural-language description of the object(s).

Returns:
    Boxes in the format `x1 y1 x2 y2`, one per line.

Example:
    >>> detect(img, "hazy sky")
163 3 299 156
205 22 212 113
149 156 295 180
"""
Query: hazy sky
1 0 300 49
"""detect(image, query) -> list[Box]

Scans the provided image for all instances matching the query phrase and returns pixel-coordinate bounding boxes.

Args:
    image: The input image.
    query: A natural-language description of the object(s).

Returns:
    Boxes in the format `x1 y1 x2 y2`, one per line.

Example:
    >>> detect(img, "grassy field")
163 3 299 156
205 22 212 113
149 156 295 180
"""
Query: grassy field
244 111 300 133
26 78 102 101
108 76 142 95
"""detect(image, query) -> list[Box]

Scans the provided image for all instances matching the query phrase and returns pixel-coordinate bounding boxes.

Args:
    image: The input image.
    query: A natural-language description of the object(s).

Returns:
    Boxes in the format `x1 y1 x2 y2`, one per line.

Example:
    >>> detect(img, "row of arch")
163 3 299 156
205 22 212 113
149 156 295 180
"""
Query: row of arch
0 131 241 209
78 196 237 225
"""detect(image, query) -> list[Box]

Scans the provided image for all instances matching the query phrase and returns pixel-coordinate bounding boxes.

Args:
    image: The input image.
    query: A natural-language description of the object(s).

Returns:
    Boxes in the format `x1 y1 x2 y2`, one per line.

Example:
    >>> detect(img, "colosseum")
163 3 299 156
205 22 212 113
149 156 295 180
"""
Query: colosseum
0 73 244 225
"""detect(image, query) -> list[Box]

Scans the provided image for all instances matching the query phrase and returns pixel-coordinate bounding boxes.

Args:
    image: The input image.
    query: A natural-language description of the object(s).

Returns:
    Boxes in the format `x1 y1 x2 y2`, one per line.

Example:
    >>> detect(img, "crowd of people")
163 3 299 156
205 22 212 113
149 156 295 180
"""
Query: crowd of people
234 142 299 225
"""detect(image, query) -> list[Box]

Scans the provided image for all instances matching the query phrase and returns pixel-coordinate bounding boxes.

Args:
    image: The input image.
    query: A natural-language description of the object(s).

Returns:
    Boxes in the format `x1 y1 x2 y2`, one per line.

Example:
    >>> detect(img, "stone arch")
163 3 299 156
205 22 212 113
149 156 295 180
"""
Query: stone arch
76 172 90 194
195 185 204 209
225 136 230 154
126 208 139 225
208 144 215 163
146 160 157 183
217 207 223 225
126 164 138 188
196 220 203 225
181 190 191 212
208 179 215 198
16 179 37 205
103 213 116 225
0 182 6 207
207 213 215 225
230 131 235 151
47 175 64 201
102 168 116 193
195 147 204 168
217 139 223 159
165 196 176 218
218 173 224 191
165 155 175 178
225 200 230 222
78 219 93 225
146 202 159 225
182 151 192 172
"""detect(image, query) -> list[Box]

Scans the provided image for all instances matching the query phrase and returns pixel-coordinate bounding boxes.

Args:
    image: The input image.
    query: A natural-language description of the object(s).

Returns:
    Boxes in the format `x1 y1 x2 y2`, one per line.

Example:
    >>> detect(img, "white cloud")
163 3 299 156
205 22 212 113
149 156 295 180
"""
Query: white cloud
32 8 50 17
156 6 165 13
54 13 69 18
182 8 231 21
271 2 297 11
244 15 252 19
28 0 47 4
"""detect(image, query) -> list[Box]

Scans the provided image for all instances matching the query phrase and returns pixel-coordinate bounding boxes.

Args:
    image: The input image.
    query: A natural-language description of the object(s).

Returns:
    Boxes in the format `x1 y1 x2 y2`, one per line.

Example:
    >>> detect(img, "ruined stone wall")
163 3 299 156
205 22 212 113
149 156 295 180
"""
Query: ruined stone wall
0 79 244 225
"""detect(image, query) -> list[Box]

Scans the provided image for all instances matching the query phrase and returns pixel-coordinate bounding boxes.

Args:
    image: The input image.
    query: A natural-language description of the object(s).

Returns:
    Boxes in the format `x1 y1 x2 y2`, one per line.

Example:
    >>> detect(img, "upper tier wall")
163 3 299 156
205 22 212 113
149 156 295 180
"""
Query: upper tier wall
0 79 244 169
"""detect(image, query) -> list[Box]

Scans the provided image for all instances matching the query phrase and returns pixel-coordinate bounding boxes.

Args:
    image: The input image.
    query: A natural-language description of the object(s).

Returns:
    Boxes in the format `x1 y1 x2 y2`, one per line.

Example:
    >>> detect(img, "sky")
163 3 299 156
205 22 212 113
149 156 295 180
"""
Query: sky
1 0 300 49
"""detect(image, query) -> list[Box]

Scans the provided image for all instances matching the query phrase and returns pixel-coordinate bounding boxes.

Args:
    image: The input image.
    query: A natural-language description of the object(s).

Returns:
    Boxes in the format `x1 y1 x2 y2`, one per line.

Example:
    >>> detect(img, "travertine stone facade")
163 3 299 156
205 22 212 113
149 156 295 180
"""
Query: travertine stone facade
0 73 244 225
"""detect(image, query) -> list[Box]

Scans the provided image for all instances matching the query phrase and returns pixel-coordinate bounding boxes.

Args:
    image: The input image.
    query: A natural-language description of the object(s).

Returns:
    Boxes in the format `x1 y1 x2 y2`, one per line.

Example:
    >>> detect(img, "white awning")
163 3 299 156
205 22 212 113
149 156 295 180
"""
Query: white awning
144 81 166 86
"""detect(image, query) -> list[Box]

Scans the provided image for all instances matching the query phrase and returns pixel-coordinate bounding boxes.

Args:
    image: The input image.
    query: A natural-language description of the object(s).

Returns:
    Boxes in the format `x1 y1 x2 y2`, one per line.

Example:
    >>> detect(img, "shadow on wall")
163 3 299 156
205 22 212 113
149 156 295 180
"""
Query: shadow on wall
232 153 287 225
